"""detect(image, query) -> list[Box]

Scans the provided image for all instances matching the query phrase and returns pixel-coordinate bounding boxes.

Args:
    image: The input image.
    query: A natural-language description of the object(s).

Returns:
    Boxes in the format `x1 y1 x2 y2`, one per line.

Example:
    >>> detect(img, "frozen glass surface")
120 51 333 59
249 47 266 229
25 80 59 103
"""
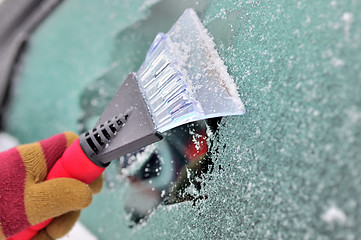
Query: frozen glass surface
4 0 361 239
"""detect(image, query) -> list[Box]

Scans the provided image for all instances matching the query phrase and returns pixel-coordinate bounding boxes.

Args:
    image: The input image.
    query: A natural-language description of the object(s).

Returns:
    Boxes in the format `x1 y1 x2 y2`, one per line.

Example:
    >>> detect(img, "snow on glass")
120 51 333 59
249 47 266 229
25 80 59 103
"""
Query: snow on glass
136 8 245 133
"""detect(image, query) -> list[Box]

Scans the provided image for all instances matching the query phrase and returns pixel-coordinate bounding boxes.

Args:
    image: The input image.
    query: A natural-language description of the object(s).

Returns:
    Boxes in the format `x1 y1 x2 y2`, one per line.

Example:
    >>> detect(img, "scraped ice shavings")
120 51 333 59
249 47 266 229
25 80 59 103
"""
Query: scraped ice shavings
136 9 245 133
121 144 157 176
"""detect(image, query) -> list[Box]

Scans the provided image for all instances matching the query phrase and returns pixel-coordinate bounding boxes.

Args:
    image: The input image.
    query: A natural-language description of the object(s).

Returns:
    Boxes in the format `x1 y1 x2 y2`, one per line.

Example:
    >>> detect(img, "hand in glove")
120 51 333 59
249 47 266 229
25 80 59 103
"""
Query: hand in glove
0 132 103 240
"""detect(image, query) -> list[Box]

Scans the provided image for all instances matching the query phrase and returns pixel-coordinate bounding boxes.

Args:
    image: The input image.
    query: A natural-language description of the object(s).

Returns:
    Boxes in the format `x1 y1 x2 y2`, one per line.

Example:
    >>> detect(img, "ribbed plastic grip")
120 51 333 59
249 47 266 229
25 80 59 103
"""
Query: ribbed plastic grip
8 139 105 240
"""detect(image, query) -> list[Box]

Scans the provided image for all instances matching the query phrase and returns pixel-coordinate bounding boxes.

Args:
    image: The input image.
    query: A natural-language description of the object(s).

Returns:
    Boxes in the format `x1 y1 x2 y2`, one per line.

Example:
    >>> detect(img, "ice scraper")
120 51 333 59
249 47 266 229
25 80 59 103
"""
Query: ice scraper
10 8 245 240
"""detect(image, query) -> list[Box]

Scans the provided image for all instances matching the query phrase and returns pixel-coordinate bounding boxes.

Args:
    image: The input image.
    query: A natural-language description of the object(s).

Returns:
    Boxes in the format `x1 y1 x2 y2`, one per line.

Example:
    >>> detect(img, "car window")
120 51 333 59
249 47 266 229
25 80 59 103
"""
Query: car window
4 0 361 239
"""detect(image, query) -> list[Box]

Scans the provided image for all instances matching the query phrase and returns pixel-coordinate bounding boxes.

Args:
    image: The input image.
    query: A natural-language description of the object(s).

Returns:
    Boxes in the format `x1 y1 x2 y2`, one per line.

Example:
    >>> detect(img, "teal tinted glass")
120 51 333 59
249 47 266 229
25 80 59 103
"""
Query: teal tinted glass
5 0 361 239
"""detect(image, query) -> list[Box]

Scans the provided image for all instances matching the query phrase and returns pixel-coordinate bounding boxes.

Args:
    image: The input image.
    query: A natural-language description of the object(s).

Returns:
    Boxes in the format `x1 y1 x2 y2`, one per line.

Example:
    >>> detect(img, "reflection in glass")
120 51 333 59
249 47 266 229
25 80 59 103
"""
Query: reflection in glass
113 119 220 225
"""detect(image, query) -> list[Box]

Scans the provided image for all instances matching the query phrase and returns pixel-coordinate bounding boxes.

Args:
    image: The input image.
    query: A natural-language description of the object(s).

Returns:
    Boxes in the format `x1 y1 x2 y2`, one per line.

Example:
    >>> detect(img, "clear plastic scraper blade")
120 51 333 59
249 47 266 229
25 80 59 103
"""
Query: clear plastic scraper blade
136 8 245 133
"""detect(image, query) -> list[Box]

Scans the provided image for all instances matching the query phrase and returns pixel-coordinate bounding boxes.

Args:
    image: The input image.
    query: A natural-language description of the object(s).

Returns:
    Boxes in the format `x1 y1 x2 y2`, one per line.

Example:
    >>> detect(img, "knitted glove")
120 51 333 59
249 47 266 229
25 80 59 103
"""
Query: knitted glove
0 132 103 240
